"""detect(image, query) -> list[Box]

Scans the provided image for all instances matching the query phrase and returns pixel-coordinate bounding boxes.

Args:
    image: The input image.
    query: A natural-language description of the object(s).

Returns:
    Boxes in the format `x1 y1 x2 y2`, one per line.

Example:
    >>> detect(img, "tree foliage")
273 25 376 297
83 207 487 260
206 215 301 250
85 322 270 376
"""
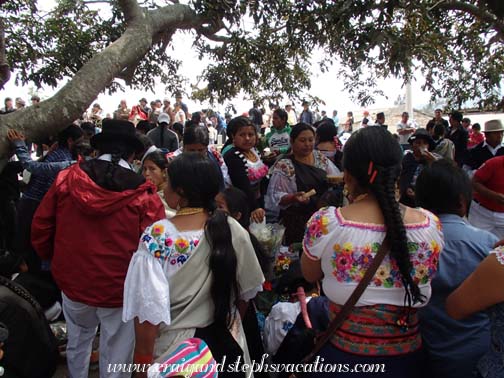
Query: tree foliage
0 0 503 165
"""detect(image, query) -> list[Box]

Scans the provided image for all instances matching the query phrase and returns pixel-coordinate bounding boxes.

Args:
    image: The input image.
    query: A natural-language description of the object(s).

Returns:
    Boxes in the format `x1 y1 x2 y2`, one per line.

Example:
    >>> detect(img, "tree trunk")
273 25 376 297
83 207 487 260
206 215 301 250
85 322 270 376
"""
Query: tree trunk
0 2 205 171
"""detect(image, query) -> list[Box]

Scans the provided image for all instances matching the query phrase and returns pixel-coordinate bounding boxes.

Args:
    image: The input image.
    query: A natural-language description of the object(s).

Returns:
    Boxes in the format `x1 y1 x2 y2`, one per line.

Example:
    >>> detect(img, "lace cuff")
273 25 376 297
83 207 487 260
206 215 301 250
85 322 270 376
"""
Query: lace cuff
123 250 171 325
490 246 504 266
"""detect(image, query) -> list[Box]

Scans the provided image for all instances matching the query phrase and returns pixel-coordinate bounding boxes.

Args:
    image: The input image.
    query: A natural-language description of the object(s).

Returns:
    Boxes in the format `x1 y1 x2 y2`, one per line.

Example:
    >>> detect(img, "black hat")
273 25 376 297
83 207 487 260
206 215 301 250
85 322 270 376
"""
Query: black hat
408 128 435 151
450 111 463 122
90 119 144 153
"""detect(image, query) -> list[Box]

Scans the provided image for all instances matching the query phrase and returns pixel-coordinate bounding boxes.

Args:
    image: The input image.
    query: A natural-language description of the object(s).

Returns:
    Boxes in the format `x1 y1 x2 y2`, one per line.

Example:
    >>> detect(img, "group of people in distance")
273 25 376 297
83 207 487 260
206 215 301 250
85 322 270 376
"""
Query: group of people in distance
2 97 504 378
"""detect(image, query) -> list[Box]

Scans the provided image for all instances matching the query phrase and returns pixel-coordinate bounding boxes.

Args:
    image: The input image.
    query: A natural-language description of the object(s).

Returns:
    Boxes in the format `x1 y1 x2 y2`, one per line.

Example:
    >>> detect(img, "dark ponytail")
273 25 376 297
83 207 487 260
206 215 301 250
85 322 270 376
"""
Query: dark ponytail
205 208 240 327
96 142 135 189
168 153 240 327
343 127 425 306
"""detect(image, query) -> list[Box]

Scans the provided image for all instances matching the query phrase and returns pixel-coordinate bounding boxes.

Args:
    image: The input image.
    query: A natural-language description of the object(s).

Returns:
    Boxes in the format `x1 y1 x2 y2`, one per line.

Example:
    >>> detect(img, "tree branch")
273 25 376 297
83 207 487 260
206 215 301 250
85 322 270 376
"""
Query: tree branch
0 17 10 90
150 4 212 34
435 0 504 40
117 0 143 24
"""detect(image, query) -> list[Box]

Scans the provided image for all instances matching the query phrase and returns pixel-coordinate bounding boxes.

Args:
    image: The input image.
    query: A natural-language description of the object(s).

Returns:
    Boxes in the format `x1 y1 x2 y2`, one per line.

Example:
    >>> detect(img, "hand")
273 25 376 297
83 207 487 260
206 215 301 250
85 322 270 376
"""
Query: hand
251 208 265 223
422 150 436 162
292 192 310 204
493 193 504 206
6 129 25 142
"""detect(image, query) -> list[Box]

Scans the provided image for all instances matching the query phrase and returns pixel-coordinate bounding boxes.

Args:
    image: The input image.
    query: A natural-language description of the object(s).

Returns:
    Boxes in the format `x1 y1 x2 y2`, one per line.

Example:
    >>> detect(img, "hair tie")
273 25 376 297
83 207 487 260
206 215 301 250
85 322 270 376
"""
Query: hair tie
368 161 374 175
369 170 378 184
368 161 378 184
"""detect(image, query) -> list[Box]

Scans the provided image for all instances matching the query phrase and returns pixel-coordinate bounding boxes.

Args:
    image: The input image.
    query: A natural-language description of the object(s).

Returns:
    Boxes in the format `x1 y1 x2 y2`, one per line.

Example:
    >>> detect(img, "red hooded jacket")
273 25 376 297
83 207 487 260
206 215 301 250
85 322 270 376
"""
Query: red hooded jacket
31 161 165 307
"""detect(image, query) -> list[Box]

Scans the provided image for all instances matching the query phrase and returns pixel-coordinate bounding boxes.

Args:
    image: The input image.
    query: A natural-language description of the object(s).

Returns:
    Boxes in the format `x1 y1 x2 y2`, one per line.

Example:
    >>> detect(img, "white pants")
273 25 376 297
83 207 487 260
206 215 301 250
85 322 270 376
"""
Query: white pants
468 200 504 240
62 293 134 378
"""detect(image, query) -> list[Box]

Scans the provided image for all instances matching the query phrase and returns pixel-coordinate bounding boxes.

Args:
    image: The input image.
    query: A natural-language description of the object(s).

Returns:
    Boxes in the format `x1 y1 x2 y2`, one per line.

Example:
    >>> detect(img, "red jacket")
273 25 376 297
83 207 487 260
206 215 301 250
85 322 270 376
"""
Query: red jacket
31 162 165 307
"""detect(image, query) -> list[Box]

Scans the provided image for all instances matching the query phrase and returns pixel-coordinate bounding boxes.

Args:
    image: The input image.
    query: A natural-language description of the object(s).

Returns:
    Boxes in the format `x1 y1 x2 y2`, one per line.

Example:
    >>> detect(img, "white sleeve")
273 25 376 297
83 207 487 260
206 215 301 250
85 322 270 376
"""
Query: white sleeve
240 285 263 301
325 159 341 176
264 163 297 218
122 241 171 325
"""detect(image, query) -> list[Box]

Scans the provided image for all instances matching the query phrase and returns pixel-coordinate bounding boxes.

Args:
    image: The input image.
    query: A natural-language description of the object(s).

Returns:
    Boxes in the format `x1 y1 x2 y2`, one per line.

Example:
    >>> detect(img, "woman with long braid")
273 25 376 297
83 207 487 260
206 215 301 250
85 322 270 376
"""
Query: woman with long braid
301 127 444 377
123 153 264 378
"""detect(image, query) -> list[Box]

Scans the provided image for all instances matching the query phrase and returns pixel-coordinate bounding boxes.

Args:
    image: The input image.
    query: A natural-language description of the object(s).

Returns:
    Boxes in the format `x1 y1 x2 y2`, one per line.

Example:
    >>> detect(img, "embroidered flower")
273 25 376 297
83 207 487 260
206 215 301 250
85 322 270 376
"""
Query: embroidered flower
430 240 441 255
342 242 353 254
151 224 165 236
335 253 353 271
376 265 391 281
175 238 190 254
154 250 162 259
193 239 199 247
414 264 428 284
333 243 341 252
165 238 173 247
142 234 152 243
305 211 330 247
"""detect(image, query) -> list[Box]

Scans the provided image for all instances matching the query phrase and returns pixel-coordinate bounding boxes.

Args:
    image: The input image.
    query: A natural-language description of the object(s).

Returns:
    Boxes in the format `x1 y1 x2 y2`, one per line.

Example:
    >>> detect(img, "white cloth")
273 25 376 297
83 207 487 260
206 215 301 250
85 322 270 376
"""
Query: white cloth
123 217 265 360
468 200 504 239
396 121 416 145
98 154 132 170
63 293 134 378
303 207 444 308
264 298 312 355
123 223 204 325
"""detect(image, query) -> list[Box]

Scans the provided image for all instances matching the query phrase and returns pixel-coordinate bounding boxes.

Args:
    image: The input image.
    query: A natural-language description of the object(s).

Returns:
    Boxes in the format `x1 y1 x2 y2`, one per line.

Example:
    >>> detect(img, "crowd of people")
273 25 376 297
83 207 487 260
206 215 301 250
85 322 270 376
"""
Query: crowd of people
0 94 504 378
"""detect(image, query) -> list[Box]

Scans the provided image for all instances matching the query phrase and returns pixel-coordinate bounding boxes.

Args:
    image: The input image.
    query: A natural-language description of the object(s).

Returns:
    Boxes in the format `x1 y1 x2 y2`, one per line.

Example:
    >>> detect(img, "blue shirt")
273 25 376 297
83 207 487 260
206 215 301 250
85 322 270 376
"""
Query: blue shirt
22 145 73 202
419 214 498 378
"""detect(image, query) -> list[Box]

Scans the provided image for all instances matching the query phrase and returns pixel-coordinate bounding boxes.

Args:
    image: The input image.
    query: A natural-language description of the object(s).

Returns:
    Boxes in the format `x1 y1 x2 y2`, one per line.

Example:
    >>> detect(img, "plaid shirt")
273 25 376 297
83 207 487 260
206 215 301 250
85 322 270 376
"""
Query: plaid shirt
22 147 73 201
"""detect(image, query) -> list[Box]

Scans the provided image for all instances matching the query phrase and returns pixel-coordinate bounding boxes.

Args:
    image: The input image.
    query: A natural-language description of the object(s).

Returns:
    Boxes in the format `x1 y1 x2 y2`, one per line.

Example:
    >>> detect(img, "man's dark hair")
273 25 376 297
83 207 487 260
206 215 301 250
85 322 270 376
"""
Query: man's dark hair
273 108 288 123
57 125 84 149
416 159 472 216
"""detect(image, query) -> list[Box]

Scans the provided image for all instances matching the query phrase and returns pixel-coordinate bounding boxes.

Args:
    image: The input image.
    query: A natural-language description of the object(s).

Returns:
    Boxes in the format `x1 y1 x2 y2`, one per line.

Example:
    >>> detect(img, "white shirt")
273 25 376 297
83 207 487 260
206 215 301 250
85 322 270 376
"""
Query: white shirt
396 121 416 144
98 154 132 170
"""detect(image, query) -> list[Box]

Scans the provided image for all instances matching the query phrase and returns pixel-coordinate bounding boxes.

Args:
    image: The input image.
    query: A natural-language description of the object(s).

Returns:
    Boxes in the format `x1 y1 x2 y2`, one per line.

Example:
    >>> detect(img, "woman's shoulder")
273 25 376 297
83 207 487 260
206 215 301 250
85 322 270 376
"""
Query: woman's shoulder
404 207 442 233
271 157 295 176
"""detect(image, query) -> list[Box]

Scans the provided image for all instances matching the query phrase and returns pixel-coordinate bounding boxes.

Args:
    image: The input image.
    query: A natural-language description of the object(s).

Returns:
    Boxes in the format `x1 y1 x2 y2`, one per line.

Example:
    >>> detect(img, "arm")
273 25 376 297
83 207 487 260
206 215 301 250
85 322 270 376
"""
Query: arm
133 319 159 378
446 253 504 319
473 180 504 205
301 252 323 283
472 160 504 205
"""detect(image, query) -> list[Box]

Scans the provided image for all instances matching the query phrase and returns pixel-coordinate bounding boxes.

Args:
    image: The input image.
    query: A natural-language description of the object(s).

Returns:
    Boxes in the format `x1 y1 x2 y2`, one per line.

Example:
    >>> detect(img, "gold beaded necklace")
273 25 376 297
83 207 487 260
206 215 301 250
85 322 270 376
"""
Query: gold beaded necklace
175 207 205 216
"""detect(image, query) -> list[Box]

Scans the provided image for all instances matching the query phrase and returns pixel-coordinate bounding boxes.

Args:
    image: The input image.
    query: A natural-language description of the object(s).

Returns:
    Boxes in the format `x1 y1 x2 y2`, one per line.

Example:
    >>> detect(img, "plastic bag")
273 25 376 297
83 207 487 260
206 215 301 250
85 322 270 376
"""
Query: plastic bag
250 219 285 280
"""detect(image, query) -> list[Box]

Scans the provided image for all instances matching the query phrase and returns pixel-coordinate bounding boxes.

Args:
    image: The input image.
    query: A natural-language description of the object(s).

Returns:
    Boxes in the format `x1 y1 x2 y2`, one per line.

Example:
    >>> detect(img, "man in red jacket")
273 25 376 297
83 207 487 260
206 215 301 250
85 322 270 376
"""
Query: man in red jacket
31 119 165 378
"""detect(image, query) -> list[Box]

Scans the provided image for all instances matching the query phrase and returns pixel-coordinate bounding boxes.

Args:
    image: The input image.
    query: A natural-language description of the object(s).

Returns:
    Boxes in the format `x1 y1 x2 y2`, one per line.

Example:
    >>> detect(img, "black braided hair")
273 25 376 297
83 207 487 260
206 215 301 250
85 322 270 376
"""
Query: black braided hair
168 152 240 327
0 276 45 317
96 143 134 189
342 127 425 306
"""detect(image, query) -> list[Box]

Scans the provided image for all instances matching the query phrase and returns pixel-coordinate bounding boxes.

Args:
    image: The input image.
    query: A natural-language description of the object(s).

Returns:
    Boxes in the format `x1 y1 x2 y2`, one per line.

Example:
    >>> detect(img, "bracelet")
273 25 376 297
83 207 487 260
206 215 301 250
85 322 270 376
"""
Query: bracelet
133 352 153 365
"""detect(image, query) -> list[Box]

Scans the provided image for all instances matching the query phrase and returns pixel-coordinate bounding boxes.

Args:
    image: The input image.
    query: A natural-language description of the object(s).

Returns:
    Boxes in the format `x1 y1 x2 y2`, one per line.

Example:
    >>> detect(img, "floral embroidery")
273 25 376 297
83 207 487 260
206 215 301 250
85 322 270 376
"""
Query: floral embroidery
329 240 440 287
248 163 268 182
151 224 165 237
304 208 331 247
274 159 296 177
174 238 190 254
141 222 201 268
